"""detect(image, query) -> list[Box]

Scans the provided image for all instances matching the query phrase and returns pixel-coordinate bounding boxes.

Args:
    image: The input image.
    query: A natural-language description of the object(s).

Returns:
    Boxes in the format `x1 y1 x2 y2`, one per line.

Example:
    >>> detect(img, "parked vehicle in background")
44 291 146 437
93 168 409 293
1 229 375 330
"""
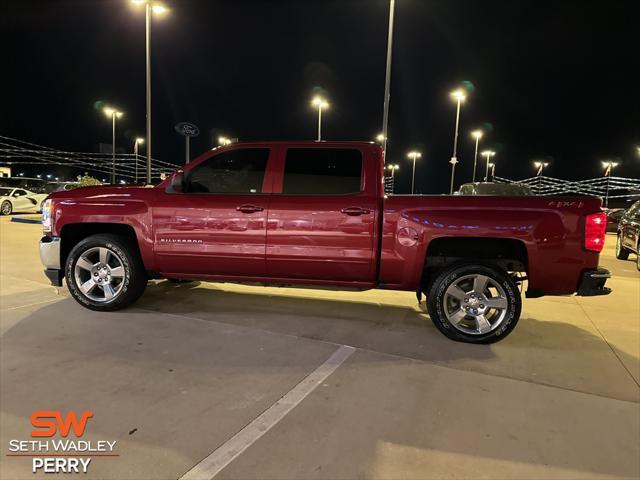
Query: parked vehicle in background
605 208 625 233
458 182 533 196
40 141 611 344
0 187 48 215
615 200 640 270
0 176 48 194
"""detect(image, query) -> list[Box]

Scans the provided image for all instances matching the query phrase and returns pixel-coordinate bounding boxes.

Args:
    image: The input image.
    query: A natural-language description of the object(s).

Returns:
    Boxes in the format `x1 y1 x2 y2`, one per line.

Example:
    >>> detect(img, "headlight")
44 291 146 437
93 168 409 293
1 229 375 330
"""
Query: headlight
42 199 52 234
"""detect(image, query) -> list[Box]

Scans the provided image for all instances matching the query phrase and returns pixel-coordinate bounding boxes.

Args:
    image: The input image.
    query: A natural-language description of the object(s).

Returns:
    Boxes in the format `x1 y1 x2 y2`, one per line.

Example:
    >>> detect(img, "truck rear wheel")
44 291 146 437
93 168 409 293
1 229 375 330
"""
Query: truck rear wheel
426 263 521 344
65 234 147 311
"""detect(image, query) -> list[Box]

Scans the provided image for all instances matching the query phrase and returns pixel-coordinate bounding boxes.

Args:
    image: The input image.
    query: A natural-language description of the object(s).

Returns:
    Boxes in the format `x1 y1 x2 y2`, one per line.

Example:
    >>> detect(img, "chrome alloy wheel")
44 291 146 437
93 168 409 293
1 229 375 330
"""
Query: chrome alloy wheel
443 274 509 335
616 234 622 256
74 247 125 303
1 201 11 215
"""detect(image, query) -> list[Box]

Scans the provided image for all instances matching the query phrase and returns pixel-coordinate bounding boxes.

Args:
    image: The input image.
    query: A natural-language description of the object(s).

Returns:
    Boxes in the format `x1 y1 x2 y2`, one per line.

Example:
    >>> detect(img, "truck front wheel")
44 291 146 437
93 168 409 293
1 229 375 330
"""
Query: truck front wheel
65 234 147 311
426 263 521 344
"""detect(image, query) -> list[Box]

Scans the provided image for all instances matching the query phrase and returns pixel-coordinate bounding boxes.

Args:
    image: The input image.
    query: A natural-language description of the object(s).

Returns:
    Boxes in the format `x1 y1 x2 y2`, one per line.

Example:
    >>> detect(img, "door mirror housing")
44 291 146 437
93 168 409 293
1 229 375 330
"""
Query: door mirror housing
167 171 185 193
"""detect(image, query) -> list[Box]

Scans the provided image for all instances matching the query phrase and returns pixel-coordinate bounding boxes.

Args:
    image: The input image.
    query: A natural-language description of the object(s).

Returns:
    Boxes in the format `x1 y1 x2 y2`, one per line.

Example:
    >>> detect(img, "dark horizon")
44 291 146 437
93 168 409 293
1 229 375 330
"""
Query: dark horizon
2 0 639 192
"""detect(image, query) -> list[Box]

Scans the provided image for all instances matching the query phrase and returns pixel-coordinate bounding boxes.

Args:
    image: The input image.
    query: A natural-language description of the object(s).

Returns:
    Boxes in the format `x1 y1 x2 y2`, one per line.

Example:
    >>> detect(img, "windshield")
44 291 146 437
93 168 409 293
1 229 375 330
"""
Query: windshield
0 187 14 195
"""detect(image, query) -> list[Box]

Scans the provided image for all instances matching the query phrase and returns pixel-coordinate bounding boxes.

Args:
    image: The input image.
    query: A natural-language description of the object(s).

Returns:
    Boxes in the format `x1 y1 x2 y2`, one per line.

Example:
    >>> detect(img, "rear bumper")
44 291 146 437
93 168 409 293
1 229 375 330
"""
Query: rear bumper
40 236 63 287
576 268 612 297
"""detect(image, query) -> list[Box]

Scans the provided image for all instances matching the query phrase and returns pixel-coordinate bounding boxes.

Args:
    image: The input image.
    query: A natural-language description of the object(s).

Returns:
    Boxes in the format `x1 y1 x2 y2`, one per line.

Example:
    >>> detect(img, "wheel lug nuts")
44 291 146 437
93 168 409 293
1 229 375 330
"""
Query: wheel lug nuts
480 304 485 308
464 298 468 303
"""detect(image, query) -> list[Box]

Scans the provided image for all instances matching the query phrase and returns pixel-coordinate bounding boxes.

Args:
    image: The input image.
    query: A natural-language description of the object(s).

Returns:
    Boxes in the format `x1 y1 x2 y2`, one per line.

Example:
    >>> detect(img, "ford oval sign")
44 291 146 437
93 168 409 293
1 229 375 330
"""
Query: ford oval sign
174 122 200 137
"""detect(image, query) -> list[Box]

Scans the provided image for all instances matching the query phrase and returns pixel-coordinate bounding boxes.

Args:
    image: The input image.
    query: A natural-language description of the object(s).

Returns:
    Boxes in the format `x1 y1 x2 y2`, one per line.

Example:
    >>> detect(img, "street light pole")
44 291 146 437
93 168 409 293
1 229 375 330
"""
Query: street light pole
386 164 399 193
131 0 168 184
112 113 116 184
482 150 496 181
407 151 421 194
103 107 123 184
534 161 549 176
471 130 483 183
381 0 396 164
312 96 329 141
145 1 152 184
602 160 619 208
134 138 144 183
449 90 466 194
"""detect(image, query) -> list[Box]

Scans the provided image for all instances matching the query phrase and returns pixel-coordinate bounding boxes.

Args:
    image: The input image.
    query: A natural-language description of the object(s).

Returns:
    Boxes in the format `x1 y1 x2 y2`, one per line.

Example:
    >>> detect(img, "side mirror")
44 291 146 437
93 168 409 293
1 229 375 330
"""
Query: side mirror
168 171 185 193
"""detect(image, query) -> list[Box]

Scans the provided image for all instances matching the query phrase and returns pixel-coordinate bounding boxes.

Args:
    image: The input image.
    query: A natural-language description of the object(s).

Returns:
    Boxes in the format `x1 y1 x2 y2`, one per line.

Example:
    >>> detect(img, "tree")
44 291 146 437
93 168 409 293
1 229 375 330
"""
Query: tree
76 174 102 187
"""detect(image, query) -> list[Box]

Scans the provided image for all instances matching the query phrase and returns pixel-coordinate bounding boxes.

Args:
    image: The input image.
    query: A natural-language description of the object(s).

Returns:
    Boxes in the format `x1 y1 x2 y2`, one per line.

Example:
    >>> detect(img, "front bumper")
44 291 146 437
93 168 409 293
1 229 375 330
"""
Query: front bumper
576 268 612 297
39 236 63 287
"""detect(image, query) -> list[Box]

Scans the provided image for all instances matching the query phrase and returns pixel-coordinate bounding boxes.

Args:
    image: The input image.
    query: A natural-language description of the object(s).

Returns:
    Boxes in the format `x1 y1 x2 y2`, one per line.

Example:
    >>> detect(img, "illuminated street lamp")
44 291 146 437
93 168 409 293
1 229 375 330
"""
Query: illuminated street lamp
133 137 145 183
311 96 329 141
602 160 620 208
386 164 399 194
534 161 549 176
103 106 124 184
376 133 386 144
482 150 496 181
449 89 466 194
130 0 169 184
218 136 232 146
407 151 422 194
471 130 483 182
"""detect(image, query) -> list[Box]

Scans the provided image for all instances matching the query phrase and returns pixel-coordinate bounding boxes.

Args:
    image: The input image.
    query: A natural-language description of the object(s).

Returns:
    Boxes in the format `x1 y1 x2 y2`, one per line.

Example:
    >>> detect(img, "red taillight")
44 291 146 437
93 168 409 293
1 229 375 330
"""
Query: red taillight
584 212 606 252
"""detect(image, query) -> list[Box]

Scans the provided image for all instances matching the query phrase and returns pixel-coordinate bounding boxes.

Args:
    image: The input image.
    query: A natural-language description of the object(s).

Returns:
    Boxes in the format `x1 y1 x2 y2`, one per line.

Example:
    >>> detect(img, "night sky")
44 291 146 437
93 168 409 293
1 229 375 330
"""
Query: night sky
2 0 639 193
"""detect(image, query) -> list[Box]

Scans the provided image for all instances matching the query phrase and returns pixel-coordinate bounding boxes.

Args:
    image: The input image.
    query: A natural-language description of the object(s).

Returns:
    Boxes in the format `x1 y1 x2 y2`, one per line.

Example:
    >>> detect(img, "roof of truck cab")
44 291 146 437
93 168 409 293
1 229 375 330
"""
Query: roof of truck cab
211 141 379 148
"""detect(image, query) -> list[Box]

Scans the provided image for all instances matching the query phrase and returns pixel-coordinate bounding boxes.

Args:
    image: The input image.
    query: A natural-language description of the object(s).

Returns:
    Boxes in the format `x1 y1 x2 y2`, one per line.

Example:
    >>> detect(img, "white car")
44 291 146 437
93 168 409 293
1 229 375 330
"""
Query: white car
0 187 48 215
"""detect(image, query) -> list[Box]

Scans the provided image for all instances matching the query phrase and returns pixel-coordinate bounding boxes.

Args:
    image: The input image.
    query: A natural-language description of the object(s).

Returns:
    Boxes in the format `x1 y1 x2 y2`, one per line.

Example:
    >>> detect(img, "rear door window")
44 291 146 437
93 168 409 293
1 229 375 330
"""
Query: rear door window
282 148 362 195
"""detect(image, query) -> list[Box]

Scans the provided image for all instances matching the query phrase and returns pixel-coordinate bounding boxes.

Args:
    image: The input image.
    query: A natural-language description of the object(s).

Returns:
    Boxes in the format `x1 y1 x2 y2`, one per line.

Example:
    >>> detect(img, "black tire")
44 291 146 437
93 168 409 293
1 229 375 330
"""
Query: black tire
65 234 147 311
426 263 521 344
1 200 12 215
636 243 640 272
615 233 630 260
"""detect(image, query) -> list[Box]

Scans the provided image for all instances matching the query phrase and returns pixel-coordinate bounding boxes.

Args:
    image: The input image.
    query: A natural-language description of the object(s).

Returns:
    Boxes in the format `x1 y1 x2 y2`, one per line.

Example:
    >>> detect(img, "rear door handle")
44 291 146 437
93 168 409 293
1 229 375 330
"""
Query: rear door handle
236 204 264 214
341 207 371 216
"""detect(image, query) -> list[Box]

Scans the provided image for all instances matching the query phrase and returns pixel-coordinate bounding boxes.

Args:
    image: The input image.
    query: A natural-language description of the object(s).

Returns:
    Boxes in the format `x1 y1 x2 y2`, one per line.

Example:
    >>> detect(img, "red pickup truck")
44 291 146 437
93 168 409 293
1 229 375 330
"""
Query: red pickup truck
39 141 611 343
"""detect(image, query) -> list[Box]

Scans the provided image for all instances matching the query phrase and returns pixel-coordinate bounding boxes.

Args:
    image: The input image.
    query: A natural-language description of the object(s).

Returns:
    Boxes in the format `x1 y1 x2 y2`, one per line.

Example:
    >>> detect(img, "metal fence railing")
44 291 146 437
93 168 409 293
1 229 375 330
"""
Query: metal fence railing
0 135 179 183
494 175 640 203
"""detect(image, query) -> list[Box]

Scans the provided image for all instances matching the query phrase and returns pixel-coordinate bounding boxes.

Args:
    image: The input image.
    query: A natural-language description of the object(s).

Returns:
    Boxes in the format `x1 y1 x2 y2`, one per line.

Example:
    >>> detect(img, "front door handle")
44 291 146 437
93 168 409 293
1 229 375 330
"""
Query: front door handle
341 206 371 216
236 204 264 214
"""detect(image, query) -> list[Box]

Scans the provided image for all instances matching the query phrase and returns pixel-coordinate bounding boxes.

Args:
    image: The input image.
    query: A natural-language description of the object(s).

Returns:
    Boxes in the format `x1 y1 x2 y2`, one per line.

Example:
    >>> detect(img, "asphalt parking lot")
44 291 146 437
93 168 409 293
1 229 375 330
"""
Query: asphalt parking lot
1 215 639 479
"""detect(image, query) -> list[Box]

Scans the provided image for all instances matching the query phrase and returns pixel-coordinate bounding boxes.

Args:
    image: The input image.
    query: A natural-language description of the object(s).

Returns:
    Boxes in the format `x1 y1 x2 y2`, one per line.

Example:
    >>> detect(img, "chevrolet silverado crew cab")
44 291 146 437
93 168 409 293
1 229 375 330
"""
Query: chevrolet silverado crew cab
39 141 611 343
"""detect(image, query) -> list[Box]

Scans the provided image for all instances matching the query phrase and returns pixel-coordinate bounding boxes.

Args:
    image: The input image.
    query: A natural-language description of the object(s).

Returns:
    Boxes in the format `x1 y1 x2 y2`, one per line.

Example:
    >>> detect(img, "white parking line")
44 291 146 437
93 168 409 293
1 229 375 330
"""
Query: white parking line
179 344 356 480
